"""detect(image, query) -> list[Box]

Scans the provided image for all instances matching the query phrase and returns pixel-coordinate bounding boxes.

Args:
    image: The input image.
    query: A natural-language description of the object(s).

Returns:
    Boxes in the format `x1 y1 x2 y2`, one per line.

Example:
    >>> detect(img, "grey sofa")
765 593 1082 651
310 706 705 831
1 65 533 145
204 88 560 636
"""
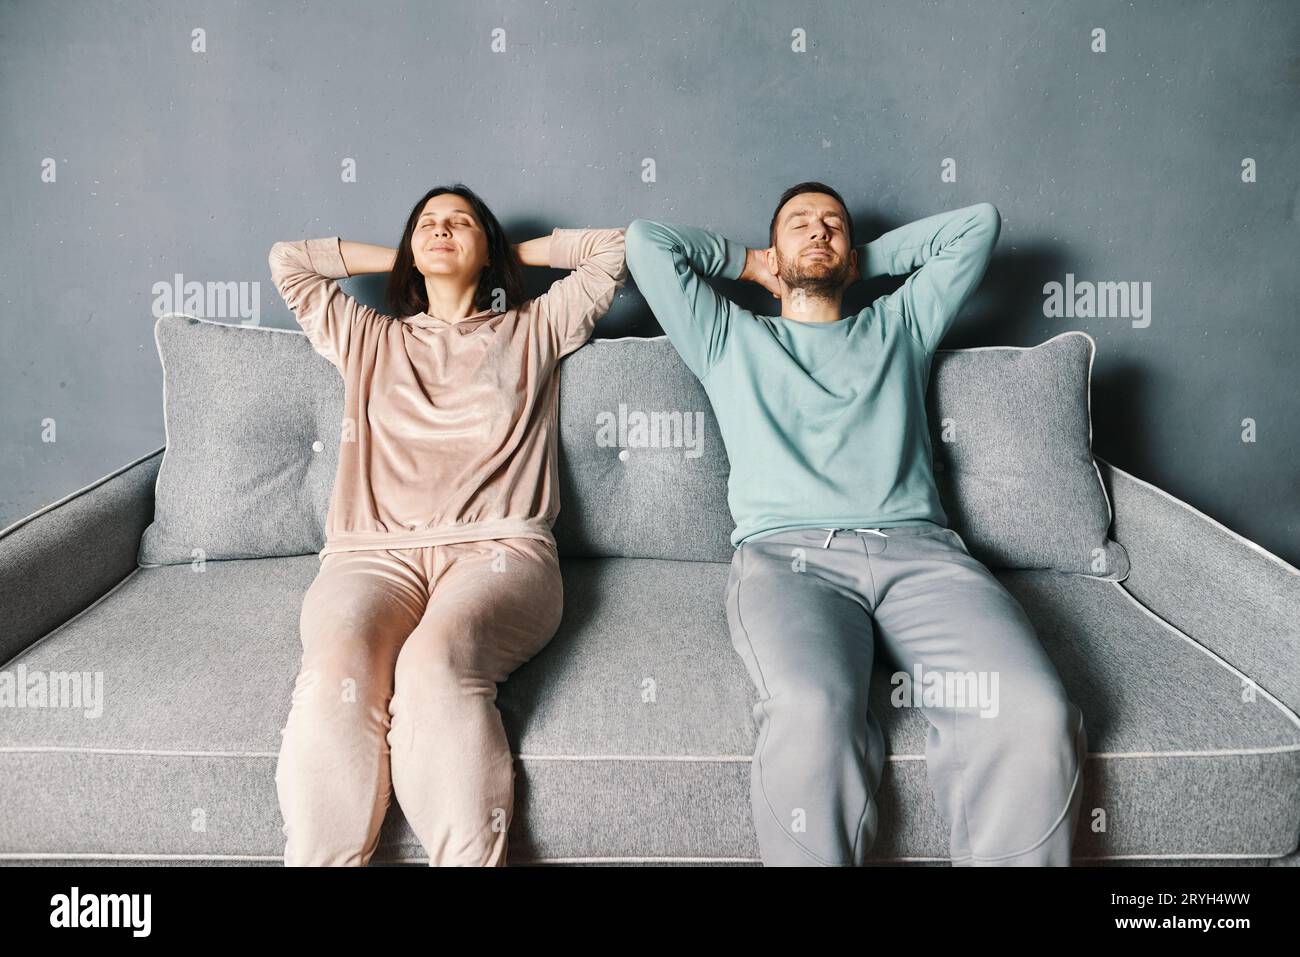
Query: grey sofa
2 318 1298 866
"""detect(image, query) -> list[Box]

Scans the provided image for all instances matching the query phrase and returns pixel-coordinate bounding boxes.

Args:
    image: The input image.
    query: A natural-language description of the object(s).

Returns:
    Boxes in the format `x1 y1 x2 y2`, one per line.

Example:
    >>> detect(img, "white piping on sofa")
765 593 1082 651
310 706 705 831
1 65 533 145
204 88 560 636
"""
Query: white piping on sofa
0 445 164 542
1096 455 1300 578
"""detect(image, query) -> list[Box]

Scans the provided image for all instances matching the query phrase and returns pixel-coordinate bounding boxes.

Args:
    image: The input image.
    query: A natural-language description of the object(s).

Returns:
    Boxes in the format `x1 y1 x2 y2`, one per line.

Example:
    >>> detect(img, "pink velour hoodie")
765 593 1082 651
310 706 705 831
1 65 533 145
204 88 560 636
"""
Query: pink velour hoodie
267 228 627 558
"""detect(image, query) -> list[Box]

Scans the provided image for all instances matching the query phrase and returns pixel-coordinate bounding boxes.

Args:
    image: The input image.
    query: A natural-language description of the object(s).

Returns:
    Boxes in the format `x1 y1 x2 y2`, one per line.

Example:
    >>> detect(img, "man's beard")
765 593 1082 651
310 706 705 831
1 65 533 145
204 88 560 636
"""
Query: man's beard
775 249 853 306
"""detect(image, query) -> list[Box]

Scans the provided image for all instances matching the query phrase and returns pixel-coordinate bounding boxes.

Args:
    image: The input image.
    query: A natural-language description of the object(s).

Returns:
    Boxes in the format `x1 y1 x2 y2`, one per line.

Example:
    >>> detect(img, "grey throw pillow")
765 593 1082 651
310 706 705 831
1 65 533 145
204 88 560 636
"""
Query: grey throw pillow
926 330 1128 579
138 314 343 565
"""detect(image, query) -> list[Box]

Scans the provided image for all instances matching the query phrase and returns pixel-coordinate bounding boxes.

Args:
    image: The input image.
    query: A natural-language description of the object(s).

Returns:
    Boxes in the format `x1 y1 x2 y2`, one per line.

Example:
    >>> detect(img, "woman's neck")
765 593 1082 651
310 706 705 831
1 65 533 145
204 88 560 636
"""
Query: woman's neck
422 279 482 322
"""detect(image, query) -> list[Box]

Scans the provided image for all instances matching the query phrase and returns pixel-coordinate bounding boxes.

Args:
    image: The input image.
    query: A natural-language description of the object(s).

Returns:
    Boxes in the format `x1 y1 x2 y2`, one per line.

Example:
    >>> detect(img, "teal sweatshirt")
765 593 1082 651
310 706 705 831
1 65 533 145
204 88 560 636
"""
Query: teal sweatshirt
624 202 1001 548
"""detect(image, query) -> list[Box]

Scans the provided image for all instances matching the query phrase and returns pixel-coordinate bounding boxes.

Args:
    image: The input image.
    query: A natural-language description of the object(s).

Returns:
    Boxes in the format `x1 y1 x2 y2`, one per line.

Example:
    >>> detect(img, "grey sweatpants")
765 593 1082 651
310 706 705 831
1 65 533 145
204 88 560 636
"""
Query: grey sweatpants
724 521 1087 866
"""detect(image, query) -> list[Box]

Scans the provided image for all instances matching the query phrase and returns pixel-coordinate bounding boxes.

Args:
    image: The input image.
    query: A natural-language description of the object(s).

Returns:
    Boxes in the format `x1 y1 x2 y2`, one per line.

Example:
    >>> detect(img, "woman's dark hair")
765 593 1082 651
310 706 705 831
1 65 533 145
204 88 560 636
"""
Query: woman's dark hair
768 181 855 249
384 183 526 317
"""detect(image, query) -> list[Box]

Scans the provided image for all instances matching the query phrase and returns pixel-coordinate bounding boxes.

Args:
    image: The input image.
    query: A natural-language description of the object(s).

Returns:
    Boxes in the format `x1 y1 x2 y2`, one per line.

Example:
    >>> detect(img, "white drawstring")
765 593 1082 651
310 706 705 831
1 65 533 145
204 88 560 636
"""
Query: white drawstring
820 527 890 547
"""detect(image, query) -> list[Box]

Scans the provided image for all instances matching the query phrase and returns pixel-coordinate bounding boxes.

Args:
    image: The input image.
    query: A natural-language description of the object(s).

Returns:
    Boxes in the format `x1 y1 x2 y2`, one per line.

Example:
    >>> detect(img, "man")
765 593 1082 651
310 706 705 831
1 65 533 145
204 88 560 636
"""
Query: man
624 185 1087 866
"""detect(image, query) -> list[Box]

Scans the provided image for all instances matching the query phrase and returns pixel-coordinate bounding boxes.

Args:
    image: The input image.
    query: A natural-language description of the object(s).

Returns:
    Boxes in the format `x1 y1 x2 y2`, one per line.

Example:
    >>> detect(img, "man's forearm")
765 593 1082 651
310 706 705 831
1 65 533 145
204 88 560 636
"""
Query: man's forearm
624 219 747 378
627 220 748 281
855 203 1001 283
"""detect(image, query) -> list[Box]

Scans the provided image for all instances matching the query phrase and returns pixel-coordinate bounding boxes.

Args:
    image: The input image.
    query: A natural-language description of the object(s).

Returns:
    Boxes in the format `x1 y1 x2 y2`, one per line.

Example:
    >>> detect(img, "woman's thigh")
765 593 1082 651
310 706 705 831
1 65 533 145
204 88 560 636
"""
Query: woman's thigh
296 549 429 697
395 537 564 686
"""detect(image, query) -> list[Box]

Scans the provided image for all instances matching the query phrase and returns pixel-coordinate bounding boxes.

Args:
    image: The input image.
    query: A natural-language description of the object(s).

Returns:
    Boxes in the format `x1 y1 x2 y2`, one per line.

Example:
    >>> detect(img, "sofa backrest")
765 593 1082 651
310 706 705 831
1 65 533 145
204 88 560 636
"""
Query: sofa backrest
551 337 733 562
139 315 1128 580
552 331 1126 579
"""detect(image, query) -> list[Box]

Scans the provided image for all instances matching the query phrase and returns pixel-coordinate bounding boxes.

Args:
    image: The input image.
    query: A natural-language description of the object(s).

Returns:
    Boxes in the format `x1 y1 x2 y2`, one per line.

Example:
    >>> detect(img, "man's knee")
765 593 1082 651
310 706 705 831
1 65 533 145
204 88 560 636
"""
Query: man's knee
756 669 867 736
970 684 1083 772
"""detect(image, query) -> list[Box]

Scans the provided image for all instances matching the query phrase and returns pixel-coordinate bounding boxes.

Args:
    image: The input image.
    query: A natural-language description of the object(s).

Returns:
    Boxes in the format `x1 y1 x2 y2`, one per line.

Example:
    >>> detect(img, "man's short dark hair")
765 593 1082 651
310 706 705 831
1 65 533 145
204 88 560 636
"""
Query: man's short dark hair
768 181 855 249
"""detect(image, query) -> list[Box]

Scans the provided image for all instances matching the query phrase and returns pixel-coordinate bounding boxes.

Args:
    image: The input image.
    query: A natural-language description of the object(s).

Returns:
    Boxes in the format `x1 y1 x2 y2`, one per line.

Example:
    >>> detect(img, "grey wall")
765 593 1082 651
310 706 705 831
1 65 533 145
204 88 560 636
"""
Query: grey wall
2 0 1297 567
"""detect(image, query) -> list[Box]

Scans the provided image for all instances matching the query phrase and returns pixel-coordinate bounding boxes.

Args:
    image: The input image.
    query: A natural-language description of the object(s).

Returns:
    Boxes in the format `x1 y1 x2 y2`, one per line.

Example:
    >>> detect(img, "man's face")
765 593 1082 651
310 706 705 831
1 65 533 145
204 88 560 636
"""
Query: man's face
769 193 856 302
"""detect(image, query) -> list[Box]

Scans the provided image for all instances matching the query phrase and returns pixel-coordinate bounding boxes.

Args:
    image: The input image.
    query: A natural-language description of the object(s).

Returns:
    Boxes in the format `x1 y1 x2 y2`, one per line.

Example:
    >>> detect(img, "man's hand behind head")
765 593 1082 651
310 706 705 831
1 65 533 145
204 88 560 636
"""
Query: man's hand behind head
740 247 784 299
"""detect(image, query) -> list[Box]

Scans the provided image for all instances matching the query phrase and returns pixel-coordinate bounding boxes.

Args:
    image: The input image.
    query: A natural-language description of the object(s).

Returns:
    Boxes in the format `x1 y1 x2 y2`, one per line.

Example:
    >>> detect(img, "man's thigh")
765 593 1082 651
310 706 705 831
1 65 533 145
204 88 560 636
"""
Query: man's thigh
868 529 1068 714
725 533 879 700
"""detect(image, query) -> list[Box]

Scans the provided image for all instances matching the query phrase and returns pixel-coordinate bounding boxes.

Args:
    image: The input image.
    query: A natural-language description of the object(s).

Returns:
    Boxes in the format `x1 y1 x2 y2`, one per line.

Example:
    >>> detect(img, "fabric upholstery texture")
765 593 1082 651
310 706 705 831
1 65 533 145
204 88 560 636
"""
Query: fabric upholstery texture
0 548 1295 863
138 317 1126 580
5 324 1296 865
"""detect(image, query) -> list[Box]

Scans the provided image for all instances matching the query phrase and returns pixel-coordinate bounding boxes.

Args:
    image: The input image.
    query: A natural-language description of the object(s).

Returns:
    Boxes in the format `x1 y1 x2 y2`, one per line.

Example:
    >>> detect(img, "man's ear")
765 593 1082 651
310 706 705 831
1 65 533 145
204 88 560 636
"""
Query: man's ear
763 247 785 299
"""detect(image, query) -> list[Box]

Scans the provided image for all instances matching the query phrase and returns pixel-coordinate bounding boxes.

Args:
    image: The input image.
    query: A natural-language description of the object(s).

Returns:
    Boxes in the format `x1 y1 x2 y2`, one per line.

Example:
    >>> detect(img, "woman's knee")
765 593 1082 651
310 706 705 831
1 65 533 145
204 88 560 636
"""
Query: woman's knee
390 626 489 707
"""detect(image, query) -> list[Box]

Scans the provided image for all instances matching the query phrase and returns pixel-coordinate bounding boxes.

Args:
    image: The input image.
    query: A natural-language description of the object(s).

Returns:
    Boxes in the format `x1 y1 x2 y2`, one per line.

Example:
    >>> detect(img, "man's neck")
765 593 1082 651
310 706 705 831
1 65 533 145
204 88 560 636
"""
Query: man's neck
779 291 845 325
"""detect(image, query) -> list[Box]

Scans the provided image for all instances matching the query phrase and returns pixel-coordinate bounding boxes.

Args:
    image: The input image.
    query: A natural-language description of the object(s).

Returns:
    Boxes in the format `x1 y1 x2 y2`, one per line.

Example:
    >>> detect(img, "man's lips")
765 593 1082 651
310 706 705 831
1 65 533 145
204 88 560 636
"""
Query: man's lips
804 249 832 259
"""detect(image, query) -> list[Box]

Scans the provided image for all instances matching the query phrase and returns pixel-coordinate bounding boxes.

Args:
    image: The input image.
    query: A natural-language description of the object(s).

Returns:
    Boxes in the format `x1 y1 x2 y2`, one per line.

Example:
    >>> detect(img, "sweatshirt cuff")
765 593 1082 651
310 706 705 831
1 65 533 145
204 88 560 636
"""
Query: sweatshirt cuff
719 235 748 281
548 227 585 270
307 236 350 279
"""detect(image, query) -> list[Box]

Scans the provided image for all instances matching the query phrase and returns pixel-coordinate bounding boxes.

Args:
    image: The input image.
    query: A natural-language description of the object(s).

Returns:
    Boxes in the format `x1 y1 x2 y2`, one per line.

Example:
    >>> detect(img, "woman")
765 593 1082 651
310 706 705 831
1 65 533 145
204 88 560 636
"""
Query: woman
267 184 626 866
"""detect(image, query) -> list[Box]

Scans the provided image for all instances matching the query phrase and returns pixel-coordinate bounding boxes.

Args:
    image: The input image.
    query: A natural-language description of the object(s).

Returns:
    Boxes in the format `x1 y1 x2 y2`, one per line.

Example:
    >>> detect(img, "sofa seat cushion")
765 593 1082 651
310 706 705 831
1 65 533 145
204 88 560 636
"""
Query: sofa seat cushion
1 556 1295 863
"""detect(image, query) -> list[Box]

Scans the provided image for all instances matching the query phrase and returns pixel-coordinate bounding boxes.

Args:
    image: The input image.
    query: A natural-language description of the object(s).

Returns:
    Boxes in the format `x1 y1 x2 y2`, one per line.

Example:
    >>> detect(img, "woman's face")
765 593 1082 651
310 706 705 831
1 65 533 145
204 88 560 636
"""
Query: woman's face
410 194 490 282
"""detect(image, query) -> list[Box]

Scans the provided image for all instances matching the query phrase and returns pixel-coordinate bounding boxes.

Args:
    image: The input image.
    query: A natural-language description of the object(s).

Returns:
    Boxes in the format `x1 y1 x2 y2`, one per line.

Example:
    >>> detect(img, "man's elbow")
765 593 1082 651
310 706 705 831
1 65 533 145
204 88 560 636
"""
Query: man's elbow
628 218 675 254
976 203 1001 238
625 219 668 278
625 218 653 254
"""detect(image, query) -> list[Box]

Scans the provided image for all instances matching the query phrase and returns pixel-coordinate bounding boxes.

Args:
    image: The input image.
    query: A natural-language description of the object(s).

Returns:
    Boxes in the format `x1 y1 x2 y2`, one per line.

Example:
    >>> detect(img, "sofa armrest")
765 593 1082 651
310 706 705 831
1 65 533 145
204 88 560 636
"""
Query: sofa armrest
0 447 163 666
1096 455 1300 719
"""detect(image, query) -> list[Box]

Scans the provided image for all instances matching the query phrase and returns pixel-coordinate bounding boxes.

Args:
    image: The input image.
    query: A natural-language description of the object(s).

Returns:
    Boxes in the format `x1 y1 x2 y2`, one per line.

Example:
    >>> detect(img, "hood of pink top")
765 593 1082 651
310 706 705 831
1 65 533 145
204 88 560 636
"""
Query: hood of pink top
404 307 502 330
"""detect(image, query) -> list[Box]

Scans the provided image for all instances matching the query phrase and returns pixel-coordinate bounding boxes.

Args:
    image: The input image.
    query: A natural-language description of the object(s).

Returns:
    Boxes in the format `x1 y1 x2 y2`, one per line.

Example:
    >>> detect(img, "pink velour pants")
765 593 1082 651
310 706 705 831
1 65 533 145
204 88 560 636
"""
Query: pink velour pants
274 537 563 866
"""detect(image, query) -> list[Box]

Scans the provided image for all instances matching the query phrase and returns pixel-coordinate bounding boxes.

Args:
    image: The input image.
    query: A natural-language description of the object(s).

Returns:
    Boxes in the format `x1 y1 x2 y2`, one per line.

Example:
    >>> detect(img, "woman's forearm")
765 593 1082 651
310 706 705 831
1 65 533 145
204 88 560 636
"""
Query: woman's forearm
339 240 398 276
513 236 552 268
